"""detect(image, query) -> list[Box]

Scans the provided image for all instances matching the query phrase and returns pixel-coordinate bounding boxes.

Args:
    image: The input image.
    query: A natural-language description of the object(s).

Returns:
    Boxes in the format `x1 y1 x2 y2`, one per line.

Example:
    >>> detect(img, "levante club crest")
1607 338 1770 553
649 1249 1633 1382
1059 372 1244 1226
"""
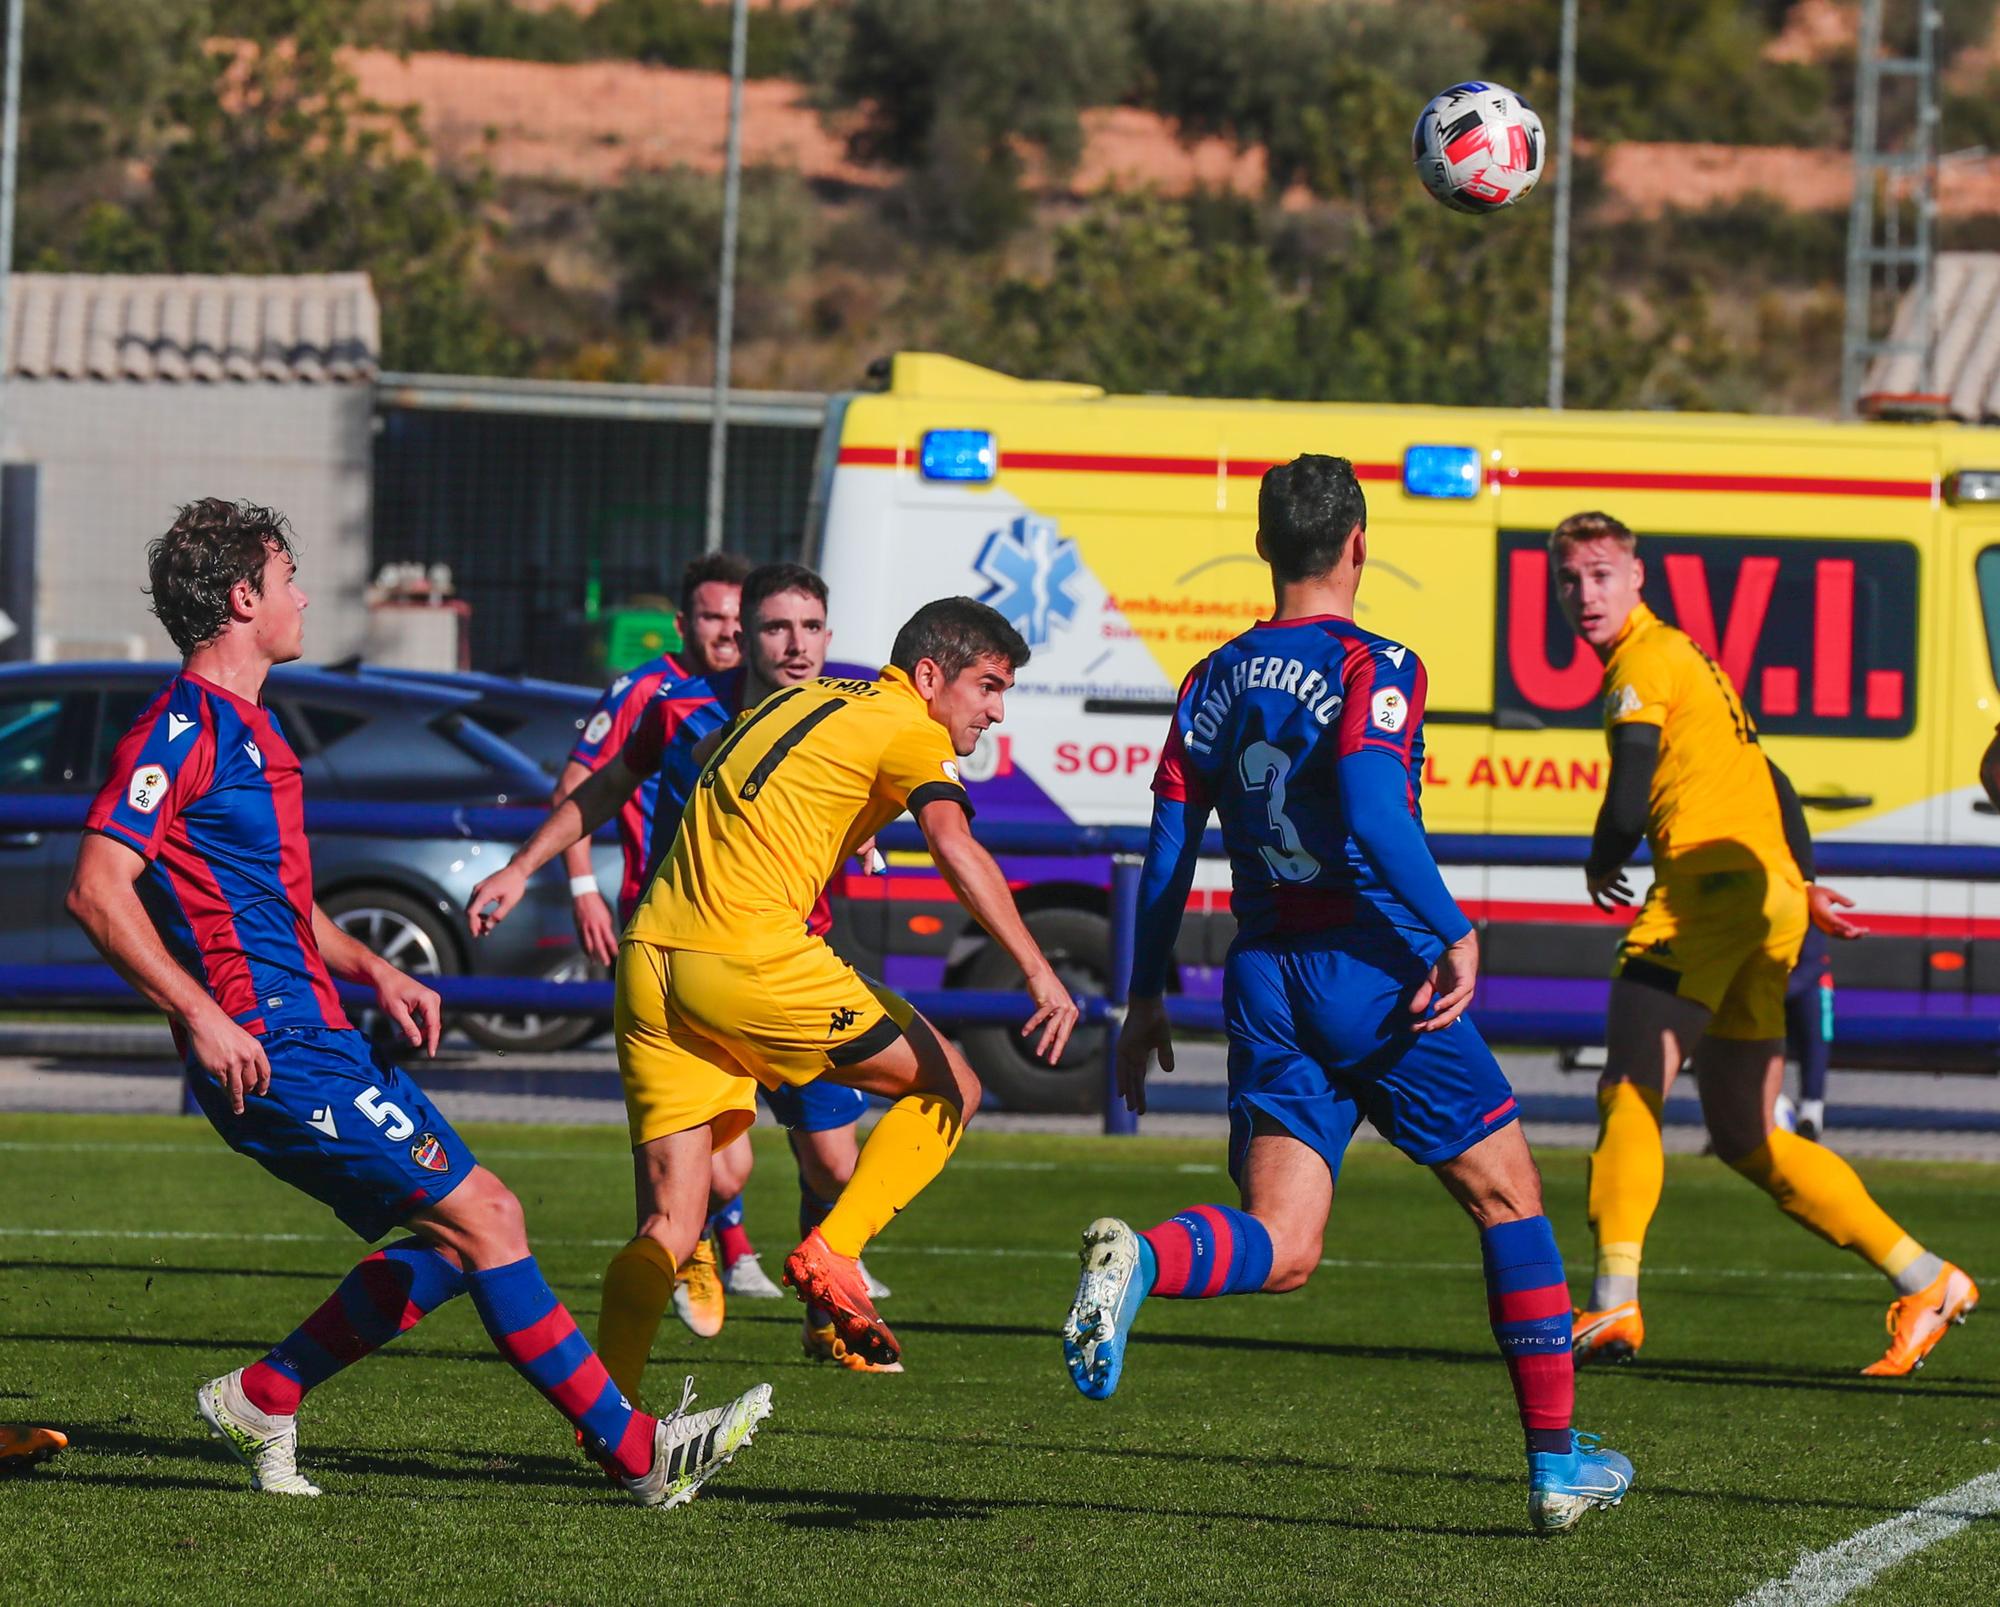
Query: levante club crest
410 1133 450 1173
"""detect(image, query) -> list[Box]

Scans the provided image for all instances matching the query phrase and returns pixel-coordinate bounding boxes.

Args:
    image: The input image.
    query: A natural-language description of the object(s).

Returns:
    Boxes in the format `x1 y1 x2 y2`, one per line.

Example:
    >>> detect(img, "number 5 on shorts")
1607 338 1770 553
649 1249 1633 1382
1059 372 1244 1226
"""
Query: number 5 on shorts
355 1085 415 1142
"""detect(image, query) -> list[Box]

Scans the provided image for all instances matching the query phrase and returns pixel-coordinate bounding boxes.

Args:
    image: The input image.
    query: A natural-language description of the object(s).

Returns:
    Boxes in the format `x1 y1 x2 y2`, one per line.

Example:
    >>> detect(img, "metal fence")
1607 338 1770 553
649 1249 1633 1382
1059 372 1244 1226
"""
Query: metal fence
372 375 824 680
7 795 2000 1135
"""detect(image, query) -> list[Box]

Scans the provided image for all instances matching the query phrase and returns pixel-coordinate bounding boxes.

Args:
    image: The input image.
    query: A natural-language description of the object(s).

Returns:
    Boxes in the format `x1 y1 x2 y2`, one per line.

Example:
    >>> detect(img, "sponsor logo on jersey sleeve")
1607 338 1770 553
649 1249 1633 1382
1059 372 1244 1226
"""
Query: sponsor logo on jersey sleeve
166 712 194 742
583 710 614 745
1369 688 1408 734
1381 644 1408 668
1608 684 1644 719
942 760 960 784
126 764 170 814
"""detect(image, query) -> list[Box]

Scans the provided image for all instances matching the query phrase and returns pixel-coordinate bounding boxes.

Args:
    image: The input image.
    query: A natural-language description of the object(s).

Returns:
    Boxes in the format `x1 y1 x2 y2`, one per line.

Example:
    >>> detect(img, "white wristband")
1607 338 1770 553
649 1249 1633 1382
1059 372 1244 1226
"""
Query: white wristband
569 874 600 899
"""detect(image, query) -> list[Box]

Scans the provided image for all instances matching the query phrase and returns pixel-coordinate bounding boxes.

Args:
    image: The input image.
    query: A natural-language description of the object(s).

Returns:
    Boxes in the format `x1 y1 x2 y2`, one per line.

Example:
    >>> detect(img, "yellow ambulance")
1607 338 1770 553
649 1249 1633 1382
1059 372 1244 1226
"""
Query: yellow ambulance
808 352 2000 1108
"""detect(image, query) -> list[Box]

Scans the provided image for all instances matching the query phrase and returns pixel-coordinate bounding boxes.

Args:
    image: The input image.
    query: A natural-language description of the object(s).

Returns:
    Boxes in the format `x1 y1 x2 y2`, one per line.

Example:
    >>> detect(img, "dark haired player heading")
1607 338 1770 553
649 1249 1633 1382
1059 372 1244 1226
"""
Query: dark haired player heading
1059 456 1632 1535
472 596 1079 1369
67 498 769 1507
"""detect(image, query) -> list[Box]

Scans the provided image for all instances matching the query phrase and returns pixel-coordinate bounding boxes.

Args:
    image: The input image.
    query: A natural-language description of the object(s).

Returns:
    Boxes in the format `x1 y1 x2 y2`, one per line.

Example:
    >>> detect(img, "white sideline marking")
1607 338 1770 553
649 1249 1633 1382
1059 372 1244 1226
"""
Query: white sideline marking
1735 1469 2000 1606
0 1223 1876 1282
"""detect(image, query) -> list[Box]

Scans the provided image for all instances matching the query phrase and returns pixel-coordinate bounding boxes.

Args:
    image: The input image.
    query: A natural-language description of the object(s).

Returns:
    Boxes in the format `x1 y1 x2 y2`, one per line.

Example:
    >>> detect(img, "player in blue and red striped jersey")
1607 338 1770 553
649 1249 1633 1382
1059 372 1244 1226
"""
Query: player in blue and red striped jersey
67 499 770 1507
1059 456 1633 1535
552 555 752 1325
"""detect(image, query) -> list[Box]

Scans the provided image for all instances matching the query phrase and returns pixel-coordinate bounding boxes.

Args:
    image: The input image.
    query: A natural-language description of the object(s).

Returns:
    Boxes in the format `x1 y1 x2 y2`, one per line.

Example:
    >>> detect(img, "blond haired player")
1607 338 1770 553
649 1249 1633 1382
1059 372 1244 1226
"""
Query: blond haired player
470 597 1078 1370
1553 511 1975 1377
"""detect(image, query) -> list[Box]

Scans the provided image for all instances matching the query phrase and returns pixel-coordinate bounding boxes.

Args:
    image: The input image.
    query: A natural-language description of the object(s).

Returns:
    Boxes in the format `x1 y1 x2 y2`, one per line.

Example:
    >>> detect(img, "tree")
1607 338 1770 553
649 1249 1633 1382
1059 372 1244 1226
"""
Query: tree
598 165 814 342
808 0 1134 246
23 1 524 374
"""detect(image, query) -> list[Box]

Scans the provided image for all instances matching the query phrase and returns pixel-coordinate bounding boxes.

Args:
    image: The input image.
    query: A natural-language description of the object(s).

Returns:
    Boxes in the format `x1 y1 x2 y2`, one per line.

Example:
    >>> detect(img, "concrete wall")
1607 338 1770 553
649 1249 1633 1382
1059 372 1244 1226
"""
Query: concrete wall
6 381 373 663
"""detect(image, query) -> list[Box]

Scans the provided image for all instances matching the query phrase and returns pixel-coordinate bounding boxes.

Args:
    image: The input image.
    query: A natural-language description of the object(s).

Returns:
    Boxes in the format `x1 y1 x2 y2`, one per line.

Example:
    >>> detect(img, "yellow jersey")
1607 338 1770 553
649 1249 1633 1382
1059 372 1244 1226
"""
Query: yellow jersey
628 665 970 953
1600 602 1795 874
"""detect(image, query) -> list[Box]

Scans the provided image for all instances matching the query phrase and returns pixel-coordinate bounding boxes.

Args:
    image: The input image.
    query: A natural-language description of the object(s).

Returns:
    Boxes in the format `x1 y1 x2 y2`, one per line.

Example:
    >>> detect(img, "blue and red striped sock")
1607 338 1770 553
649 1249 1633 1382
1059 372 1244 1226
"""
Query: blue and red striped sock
240 1240 465 1417
710 1192 753 1270
467 1256 658 1480
1141 1205 1274 1299
1481 1216 1576 1456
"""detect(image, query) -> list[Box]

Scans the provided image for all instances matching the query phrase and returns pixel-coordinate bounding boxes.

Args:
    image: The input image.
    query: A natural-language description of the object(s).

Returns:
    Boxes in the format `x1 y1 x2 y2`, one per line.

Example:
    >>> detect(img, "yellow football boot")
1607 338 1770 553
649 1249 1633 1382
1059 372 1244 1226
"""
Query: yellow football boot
670 1235 727 1339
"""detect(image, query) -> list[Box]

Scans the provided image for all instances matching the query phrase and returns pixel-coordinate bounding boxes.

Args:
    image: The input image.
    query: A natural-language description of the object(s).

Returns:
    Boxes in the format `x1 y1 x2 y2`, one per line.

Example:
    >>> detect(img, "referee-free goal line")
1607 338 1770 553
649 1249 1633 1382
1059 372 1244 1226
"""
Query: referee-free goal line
1735 1468 2000 1606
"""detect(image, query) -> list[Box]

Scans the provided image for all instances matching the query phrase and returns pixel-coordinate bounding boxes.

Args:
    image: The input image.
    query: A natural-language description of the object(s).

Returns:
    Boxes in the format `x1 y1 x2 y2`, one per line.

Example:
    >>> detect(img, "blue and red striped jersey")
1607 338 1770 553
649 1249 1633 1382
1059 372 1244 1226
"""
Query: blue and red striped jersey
1153 614 1431 940
567 652 721 924
85 673 350 1034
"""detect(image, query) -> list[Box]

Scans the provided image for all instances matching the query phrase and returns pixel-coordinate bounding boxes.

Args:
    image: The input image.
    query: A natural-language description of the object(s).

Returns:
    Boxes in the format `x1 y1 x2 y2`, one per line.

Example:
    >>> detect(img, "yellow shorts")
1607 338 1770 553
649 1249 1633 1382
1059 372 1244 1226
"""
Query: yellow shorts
614 936 913 1149
1613 857 1808 1041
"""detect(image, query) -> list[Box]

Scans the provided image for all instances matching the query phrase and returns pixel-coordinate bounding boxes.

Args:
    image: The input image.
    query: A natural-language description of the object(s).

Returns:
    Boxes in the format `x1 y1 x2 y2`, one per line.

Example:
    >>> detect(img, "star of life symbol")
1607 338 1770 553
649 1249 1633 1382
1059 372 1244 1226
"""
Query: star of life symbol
973 515 1081 650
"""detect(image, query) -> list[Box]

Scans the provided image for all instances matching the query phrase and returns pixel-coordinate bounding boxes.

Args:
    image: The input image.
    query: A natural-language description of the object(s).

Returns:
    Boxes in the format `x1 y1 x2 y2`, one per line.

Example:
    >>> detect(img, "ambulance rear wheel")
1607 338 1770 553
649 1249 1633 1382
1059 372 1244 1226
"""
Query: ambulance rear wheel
958 908 1109 1114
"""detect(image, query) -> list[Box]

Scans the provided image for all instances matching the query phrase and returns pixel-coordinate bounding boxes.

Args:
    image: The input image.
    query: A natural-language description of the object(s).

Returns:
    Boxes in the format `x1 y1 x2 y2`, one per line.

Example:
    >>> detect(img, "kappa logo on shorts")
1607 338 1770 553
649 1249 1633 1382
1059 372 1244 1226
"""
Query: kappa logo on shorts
409 1133 450 1173
828 1006 860 1037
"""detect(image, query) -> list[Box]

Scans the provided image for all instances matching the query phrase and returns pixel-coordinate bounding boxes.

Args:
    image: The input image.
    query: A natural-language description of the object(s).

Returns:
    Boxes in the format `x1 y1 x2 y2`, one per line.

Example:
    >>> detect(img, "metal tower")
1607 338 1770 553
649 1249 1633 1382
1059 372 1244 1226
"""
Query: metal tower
1841 0 1942 417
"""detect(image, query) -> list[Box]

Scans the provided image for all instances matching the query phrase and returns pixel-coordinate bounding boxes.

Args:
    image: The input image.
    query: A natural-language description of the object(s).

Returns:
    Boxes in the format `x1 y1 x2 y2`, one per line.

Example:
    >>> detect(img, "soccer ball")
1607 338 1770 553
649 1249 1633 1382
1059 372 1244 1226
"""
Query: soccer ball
1412 81 1545 214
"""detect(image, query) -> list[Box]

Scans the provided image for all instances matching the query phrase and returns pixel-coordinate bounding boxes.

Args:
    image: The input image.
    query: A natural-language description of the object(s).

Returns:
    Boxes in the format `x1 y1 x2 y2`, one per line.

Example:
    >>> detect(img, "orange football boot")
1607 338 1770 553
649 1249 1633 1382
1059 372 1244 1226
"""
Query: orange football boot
783 1229 900 1367
1572 1301 1644 1365
803 1316 905 1374
1862 1263 1979 1378
0 1425 66 1472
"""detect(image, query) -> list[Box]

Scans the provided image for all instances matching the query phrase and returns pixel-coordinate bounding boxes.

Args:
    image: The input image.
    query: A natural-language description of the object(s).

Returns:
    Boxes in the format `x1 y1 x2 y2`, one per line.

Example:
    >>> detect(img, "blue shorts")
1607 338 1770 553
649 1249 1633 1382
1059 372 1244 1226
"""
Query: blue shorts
1224 939 1519 1184
189 1026 476 1242
759 1079 869 1132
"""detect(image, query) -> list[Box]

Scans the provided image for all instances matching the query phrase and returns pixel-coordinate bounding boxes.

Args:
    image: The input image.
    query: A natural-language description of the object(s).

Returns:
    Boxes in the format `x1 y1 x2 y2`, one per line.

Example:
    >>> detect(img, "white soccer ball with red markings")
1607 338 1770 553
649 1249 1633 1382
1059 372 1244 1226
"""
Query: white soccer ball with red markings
1413 81 1545 214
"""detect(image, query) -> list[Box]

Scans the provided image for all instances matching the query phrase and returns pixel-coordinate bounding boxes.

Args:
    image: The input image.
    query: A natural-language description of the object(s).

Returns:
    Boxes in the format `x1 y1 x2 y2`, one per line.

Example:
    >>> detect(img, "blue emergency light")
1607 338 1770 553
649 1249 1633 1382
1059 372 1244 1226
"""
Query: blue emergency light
1402 445 1482 500
920 429 998 483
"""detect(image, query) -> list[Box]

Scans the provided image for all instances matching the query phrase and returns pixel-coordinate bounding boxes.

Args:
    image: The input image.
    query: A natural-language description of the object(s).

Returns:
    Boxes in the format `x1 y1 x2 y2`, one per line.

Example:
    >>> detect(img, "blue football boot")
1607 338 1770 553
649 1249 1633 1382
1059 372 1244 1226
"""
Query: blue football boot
1063 1217 1154 1400
1528 1429 1634 1534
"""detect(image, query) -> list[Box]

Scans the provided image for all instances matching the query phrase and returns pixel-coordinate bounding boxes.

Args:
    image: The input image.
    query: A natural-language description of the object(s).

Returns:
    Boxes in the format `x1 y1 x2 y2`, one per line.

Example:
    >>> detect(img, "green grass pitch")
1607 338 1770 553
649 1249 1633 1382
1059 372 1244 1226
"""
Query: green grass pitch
4 1111 1999 1605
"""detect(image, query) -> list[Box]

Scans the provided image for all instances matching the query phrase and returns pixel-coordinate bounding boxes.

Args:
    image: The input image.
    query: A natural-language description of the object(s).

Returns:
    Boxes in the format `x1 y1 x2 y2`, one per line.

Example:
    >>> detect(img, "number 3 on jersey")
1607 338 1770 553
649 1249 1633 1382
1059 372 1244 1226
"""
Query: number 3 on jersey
1238 740 1320 883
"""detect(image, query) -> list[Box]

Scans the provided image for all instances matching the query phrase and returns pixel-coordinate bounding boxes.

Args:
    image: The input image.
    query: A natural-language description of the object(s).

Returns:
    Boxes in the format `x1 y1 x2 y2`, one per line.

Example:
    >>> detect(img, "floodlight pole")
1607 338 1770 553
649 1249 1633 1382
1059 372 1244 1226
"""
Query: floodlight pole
0 0 24 447
703 0 750 555
1547 0 1577 410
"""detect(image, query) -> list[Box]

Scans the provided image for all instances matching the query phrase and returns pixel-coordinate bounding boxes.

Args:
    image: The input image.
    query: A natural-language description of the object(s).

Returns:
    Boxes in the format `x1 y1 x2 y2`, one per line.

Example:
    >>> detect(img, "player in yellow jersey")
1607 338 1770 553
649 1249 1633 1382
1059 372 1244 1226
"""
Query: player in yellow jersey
468 597 1079 1372
1551 512 1974 1377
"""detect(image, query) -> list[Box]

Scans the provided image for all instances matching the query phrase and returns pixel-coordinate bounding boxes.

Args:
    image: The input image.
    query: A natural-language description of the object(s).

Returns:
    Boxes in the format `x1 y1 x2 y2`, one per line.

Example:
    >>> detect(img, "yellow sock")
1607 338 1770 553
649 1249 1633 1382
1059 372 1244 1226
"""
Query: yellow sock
595 1235 676 1401
818 1094 964 1259
1726 1129 1922 1277
1588 1082 1665 1303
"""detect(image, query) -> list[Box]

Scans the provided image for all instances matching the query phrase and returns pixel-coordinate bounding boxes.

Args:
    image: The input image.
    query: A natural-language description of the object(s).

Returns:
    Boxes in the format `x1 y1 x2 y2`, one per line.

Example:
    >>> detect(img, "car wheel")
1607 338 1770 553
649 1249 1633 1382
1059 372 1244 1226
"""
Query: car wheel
957 907 1109 1114
460 950 606 1053
321 887 461 1038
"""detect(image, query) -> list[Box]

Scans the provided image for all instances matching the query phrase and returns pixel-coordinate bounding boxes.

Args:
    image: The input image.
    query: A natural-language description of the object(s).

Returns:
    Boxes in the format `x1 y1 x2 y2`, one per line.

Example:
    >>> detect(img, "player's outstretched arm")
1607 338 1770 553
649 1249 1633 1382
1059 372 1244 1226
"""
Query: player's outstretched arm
467 756 642 938
1339 748 1480 1032
66 833 271 1113
915 797 1080 1063
552 758 619 966
1585 723 1659 909
312 903 443 1055
1115 790 1205 1114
